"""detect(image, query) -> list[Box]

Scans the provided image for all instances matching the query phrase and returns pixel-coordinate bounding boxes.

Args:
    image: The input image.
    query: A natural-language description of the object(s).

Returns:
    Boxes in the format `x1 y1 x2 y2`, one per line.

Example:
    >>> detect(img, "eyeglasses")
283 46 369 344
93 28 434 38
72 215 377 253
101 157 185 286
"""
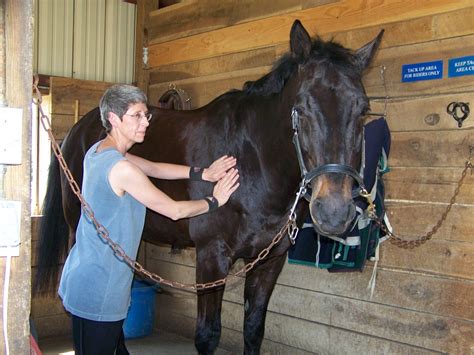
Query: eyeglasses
123 111 152 122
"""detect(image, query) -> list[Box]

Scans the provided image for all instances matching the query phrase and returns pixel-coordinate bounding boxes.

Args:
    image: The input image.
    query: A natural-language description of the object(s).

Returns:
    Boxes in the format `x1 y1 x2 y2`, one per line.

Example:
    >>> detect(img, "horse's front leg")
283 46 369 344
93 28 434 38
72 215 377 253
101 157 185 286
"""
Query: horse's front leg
194 239 232 355
243 253 287 354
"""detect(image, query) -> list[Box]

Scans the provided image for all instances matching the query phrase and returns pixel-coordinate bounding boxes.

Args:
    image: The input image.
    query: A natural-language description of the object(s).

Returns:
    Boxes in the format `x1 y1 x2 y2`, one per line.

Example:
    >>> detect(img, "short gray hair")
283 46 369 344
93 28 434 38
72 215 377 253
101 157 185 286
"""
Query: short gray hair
99 84 148 133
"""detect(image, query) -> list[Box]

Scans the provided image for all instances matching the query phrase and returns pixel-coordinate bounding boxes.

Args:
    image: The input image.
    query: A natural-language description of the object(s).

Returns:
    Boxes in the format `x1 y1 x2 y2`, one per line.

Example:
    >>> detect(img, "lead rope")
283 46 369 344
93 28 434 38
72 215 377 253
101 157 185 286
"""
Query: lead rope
32 76 302 291
365 157 472 249
359 155 472 298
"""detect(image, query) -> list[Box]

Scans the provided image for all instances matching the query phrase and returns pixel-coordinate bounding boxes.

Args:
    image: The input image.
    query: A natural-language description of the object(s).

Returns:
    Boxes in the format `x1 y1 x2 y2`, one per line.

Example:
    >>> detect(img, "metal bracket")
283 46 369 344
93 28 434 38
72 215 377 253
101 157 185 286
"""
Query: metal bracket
447 102 470 128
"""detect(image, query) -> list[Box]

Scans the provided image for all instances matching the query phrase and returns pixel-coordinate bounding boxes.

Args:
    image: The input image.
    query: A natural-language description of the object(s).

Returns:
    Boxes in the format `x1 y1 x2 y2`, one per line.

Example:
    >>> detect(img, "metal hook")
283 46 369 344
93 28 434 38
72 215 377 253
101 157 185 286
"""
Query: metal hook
447 102 470 128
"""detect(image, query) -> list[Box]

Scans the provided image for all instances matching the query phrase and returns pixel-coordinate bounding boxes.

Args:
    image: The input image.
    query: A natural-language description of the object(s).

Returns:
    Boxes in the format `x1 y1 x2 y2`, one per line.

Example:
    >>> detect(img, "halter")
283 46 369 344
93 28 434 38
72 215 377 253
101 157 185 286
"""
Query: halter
291 107 366 200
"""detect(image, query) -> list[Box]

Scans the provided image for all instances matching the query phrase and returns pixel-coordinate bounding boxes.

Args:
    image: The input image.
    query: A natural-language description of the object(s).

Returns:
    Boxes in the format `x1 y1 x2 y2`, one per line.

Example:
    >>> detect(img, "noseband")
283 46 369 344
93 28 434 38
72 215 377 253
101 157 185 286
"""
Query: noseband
291 107 365 199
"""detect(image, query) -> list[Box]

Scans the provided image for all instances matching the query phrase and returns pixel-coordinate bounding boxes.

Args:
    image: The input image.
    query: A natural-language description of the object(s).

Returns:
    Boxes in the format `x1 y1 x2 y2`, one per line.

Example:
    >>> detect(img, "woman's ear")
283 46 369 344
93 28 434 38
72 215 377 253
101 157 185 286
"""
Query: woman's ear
108 112 121 128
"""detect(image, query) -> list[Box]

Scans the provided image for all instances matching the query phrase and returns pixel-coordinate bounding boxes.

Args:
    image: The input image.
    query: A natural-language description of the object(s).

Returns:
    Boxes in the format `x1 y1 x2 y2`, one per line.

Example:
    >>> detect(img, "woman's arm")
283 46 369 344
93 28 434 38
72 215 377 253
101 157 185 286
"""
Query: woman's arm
125 153 236 182
109 160 239 220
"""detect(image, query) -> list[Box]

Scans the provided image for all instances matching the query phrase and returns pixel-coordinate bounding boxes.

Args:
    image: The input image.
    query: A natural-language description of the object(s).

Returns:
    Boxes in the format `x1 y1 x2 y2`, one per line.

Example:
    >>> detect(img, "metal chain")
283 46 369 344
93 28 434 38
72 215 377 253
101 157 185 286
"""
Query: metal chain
367 159 472 249
32 76 295 291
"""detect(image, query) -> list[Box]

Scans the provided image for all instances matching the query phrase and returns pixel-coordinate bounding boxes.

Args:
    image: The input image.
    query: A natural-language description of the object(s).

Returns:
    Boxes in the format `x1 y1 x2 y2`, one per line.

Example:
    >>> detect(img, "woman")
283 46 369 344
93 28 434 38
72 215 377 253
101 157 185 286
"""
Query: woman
58 84 240 354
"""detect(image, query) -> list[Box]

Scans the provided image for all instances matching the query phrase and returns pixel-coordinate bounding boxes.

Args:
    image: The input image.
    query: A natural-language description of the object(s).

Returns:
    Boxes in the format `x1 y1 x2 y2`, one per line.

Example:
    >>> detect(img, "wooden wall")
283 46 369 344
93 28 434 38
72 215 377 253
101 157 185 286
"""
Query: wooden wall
138 0 474 354
49 76 115 140
1 1 33 353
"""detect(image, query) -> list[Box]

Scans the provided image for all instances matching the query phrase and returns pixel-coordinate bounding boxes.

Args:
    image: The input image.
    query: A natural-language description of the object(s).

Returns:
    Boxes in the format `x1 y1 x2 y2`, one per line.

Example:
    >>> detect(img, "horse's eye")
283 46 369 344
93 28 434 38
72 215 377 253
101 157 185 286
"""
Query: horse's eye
294 107 304 116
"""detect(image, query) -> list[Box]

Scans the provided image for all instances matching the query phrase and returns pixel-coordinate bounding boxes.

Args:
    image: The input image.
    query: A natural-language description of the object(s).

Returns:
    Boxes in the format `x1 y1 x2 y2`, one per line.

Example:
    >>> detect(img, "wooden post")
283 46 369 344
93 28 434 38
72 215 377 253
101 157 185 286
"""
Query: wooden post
0 0 33 354
134 0 157 94
74 99 79 124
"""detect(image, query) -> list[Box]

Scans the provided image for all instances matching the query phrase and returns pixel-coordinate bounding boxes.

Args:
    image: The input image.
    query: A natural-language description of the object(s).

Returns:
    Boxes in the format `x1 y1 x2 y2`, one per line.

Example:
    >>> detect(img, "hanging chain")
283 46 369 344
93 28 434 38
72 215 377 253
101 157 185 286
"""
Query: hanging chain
364 65 473 248
365 158 472 249
32 76 297 291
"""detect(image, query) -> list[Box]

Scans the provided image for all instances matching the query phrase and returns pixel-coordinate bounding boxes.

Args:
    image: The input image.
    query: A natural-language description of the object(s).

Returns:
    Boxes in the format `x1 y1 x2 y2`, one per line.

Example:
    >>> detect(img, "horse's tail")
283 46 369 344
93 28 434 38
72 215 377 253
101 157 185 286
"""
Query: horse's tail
34 152 69 295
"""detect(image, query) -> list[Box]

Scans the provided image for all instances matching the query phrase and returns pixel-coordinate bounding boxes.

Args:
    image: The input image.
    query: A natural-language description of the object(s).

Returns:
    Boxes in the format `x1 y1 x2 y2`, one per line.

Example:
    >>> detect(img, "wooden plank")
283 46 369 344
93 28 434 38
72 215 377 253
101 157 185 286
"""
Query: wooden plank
278 264 474 322
149 67 266 108
147 0 474 67
380 240 474 280
156 308 316 354
158 301 438 354
390 130 474 167
332 6 474 51
51 113 75 140
50 76 114 115
152 2 474 54
31 216 41 242
384 167 474 204
146 247 474 320
264 287 472 354
31 295 66 319
386 203 474 243
148 7 474 85
386 167 474 185
3 1 33 354
31 242 39 267
363 34 474 97
149 35 474 108
152 262 474 353
386 179 474 205
147 0 335 45
34 314 71 339
372 93 474 131
149 46 279 85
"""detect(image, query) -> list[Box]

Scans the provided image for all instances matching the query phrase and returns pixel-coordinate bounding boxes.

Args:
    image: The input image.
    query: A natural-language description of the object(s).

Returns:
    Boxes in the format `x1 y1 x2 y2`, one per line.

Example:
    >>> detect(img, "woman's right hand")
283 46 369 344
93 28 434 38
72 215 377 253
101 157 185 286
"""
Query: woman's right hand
212 168 240 207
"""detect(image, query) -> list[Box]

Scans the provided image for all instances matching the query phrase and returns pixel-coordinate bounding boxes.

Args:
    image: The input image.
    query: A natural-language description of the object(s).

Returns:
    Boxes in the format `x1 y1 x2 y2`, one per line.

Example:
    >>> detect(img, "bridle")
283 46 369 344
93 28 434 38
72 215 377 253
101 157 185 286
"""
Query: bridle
290 107 366 200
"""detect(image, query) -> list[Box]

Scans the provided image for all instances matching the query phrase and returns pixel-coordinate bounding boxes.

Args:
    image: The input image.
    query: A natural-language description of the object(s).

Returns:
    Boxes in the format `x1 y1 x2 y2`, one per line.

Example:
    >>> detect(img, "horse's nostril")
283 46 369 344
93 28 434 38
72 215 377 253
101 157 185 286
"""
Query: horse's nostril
310 198 357 236
347 204 356 221
313 200 323 209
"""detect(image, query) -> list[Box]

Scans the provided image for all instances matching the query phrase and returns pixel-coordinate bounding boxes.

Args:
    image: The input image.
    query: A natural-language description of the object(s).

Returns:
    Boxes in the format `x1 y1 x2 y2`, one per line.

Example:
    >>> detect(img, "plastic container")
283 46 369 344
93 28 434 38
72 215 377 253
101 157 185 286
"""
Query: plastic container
123 279 159 339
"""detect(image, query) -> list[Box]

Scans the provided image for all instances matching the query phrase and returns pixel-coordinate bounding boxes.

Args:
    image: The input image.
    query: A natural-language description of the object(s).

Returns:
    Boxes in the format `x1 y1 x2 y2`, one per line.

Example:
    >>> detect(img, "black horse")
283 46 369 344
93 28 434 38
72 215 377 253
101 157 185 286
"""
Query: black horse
36 20 383 354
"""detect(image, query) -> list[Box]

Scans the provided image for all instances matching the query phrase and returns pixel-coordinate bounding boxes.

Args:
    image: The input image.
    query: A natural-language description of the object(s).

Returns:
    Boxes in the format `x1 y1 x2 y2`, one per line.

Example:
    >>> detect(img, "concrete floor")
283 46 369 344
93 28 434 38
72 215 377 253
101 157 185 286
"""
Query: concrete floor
39 330 233 355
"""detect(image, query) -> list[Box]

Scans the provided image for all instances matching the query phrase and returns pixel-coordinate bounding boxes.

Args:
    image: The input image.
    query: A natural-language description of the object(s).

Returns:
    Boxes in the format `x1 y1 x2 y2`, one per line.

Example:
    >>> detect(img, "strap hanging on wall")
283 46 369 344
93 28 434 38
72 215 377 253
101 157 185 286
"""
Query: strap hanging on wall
158 84 192 110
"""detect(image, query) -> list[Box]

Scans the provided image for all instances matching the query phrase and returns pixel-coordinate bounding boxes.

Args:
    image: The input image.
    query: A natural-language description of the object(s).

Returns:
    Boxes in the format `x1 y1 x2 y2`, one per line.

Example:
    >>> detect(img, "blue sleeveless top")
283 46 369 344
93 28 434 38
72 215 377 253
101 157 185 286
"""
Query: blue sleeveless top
59 141 146 321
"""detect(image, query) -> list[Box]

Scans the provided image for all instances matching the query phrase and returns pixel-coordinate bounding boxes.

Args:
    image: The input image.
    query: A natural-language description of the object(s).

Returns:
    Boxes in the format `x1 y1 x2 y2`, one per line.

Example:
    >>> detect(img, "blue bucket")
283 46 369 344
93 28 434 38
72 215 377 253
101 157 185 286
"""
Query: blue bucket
123 279 159 339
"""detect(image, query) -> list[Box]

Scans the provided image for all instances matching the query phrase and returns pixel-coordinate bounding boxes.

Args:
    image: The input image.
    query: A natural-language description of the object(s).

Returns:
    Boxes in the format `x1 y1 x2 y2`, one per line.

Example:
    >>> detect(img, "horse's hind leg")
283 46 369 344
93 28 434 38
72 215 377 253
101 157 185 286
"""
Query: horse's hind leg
243 254 286 354
194 241 232 355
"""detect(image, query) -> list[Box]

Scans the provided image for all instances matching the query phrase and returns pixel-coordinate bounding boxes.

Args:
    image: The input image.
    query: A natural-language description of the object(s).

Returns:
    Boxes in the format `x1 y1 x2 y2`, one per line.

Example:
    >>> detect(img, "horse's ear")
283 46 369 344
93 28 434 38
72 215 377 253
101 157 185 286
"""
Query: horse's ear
290 20 312 63
355 29 384 71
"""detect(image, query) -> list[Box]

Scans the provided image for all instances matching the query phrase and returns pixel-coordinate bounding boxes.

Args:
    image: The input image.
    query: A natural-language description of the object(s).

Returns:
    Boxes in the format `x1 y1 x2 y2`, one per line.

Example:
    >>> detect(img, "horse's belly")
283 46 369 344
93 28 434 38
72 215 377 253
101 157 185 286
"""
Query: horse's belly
141 211 194 248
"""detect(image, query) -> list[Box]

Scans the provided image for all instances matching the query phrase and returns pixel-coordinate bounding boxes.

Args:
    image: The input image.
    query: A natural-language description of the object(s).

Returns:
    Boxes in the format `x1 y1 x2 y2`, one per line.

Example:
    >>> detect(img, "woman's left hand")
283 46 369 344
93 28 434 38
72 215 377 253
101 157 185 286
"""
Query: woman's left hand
202 155 237 182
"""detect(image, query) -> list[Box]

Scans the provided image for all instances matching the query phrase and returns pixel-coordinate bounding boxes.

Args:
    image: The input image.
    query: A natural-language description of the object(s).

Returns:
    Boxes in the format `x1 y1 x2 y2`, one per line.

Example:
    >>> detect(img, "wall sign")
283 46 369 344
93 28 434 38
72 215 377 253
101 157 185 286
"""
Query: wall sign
448 55 474 78
401 60 443 82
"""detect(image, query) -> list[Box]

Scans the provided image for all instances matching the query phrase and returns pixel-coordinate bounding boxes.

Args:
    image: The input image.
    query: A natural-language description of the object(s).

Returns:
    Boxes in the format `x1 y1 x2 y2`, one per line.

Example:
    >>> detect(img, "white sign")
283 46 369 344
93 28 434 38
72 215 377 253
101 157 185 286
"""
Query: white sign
0 107 23 165
0 200 21 256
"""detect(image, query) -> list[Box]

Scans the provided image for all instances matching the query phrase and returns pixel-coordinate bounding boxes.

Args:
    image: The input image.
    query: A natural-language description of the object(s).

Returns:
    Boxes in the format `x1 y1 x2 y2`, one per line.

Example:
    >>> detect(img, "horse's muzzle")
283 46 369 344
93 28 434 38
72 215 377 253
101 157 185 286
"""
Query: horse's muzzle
308 174 357 237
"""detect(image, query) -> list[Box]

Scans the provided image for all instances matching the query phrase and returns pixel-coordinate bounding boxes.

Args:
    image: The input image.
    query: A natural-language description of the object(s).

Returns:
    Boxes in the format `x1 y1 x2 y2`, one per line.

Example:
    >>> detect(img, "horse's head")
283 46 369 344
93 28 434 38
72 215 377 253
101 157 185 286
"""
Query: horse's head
289 20 383 236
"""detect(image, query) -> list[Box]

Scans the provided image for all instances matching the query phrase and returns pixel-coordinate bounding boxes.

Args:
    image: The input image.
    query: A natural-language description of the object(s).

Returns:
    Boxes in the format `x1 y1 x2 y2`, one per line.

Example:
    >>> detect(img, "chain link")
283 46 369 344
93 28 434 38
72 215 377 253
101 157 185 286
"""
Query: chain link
32 76 294 291
366 160 472 249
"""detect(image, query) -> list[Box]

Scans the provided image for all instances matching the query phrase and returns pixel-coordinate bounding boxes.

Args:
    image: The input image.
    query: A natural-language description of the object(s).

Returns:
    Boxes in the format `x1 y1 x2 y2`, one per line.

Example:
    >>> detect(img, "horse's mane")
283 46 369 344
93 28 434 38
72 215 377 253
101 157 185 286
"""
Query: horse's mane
242 37 355 96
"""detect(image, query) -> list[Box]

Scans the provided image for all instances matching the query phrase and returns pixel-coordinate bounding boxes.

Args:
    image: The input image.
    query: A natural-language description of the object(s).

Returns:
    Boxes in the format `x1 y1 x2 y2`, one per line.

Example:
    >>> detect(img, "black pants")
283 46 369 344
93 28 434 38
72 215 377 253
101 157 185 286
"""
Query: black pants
72 315 129 355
